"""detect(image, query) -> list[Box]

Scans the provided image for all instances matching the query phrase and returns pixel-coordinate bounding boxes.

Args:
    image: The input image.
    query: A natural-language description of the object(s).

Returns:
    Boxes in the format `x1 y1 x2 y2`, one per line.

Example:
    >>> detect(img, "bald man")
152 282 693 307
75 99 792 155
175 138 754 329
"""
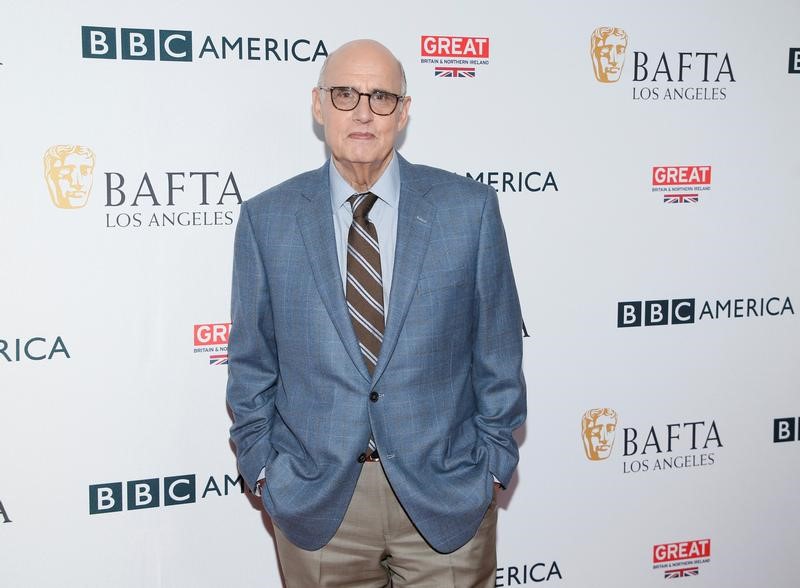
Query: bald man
227 39 526 587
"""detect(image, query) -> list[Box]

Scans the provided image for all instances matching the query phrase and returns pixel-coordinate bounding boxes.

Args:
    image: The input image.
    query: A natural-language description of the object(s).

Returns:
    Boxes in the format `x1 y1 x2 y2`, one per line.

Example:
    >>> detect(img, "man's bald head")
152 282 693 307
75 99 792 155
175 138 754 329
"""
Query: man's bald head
318 39 407 95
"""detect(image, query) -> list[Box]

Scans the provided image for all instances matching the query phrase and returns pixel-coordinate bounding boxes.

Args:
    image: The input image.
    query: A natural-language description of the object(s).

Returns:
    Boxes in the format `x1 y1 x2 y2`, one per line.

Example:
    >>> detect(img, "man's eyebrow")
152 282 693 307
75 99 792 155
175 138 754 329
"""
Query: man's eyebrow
330 85 399 94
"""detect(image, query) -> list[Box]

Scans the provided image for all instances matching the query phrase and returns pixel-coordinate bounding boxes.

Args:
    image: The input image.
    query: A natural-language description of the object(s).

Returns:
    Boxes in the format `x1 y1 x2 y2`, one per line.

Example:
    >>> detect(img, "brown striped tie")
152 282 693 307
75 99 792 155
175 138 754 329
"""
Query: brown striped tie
346 192 385 373
346 192 383 458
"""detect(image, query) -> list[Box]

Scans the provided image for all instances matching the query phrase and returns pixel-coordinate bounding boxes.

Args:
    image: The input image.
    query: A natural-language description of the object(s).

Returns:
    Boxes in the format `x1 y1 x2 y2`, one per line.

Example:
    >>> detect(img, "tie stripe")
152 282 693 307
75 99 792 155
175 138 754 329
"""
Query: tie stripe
346 274 385 315
358 342 379 366
351 193 369 211
347 244 383 284
352 222 380 252
347 302 384 342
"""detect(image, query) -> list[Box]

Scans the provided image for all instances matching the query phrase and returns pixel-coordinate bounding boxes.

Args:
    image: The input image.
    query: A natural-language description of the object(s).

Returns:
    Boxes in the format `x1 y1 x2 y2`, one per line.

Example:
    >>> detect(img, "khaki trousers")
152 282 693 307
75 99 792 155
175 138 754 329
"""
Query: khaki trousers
273 462 497 587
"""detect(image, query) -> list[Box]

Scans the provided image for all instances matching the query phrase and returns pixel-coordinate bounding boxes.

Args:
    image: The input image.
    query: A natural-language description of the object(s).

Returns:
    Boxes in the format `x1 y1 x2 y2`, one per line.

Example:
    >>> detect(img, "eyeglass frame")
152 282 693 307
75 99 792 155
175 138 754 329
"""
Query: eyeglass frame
318 86 405 116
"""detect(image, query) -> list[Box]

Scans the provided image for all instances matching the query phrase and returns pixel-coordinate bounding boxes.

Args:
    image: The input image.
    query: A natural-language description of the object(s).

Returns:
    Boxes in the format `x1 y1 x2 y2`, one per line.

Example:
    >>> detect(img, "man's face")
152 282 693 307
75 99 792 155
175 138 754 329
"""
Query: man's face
584 413 617 460
593 34 627 83
312 43 411 174
49 152 94 208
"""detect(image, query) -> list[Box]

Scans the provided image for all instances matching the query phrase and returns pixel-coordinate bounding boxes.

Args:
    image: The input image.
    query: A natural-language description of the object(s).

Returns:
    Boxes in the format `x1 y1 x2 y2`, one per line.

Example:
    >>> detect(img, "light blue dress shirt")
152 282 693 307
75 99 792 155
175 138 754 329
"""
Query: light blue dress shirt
329 152 400 315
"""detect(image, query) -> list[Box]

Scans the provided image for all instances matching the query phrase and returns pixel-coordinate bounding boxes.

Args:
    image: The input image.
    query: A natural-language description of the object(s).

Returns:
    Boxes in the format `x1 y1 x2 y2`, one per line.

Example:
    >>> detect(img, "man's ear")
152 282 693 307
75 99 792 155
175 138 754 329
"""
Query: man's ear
312 87 324 126
396 95 411 131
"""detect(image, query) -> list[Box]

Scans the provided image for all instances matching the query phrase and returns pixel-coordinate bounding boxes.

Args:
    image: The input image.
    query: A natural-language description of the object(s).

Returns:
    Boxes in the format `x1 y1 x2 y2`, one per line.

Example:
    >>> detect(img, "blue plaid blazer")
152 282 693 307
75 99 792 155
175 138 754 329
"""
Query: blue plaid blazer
227 154 526 553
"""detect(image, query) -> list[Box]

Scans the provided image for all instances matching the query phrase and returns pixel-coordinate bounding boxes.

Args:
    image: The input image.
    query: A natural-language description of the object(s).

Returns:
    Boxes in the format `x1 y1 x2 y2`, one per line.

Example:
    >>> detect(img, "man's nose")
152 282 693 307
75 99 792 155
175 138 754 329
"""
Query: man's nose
352 94 374 122
608 48 619 65
69 169 82 187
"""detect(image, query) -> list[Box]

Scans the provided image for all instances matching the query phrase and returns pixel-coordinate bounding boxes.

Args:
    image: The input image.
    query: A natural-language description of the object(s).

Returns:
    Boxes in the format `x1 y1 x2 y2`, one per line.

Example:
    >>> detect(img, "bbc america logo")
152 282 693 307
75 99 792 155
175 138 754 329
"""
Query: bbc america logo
1 336 70 362
618 299 695 327
495 561 563 585
82 26 192 61
81 26 327 63
89 472 244 514
774 417 800 443
0 499 11 523
90 475 197 513
618 296 794 328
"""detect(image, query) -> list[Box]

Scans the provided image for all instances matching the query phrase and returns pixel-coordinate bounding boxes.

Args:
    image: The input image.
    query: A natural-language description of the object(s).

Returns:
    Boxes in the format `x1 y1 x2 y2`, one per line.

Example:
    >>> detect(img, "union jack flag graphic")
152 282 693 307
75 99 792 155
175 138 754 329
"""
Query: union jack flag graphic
664 194 699 203
665 567 700 579
434 66 476 78
209 354 228 366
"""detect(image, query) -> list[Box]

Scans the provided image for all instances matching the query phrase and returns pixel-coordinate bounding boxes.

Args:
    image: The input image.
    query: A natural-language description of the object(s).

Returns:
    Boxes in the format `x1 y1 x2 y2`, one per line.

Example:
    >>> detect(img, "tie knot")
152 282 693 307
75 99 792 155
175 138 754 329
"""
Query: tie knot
348 192 378 221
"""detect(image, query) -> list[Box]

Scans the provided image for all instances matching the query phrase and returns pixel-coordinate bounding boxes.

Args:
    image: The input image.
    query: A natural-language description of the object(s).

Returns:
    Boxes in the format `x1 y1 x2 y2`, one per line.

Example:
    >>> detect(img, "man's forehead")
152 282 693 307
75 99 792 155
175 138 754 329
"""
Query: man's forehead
325 62 400 84
322 42 403 87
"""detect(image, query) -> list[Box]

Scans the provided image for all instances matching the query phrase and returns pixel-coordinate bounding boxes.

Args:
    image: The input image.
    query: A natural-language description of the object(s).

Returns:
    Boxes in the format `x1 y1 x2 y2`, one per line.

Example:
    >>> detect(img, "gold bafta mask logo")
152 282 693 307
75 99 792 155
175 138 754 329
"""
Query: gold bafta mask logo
590 27 629 83
44 145 96 209
582 408 618 461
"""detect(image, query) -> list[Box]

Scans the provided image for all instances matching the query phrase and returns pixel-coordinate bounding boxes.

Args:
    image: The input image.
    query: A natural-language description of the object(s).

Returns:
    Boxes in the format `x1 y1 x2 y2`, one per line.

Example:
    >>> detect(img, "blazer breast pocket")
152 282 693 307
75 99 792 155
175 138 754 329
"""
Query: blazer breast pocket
416 266 468 296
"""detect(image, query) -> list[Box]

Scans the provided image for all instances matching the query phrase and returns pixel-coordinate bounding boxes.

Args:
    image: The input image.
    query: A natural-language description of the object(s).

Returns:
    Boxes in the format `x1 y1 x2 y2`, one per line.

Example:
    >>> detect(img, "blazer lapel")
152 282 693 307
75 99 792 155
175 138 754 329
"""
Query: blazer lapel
296 164 371 383
371 164 435 385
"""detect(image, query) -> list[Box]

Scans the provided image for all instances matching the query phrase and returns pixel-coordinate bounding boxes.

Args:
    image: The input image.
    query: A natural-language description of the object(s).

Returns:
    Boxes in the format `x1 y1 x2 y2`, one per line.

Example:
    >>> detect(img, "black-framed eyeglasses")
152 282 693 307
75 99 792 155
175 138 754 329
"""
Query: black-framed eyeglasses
319 86 404 116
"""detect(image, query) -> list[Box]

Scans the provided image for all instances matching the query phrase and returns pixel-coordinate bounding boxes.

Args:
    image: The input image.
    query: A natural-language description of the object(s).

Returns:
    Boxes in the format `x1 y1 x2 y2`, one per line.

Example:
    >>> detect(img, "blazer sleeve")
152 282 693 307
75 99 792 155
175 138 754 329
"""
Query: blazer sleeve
226 201 279 493
471 186 527 488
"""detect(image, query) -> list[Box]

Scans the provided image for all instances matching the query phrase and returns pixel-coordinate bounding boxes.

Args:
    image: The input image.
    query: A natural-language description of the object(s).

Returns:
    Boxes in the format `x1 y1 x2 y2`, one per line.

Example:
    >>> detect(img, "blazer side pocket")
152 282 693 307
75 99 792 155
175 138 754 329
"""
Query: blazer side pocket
417 266 467 295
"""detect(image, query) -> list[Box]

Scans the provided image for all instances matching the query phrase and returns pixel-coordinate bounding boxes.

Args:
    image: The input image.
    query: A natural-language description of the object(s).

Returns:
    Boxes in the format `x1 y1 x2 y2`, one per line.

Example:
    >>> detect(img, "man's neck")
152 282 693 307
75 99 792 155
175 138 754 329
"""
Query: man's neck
332 153 394 193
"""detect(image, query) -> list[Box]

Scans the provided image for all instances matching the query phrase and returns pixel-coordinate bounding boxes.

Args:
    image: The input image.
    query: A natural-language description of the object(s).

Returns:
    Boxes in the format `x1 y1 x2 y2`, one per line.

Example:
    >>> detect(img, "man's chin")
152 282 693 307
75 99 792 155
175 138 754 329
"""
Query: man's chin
335 149 392 168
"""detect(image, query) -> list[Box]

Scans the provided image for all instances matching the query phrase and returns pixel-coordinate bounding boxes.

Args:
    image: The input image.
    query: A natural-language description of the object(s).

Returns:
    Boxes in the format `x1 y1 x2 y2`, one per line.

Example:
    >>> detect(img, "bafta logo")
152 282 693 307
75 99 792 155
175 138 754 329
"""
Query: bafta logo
44 145 96 209
582 408 618 461
590 27 628 83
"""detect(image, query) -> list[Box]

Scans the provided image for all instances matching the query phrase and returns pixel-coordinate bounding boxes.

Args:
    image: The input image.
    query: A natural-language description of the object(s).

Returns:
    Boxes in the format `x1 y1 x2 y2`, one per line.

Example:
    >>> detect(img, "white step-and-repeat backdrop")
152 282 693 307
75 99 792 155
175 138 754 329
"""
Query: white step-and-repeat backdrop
2 1 799 586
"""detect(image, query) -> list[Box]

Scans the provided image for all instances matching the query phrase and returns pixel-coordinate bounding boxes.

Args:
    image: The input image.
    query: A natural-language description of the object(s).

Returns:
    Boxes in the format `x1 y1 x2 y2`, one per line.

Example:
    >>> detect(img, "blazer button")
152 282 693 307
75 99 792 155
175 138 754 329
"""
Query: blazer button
369 391 379 402
357 453 367 463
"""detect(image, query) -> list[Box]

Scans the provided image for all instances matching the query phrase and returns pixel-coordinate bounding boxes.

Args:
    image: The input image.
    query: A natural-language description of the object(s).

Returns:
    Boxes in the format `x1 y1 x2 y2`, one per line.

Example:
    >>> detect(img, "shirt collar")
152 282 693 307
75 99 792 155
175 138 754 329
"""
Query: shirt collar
329 151 400 211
